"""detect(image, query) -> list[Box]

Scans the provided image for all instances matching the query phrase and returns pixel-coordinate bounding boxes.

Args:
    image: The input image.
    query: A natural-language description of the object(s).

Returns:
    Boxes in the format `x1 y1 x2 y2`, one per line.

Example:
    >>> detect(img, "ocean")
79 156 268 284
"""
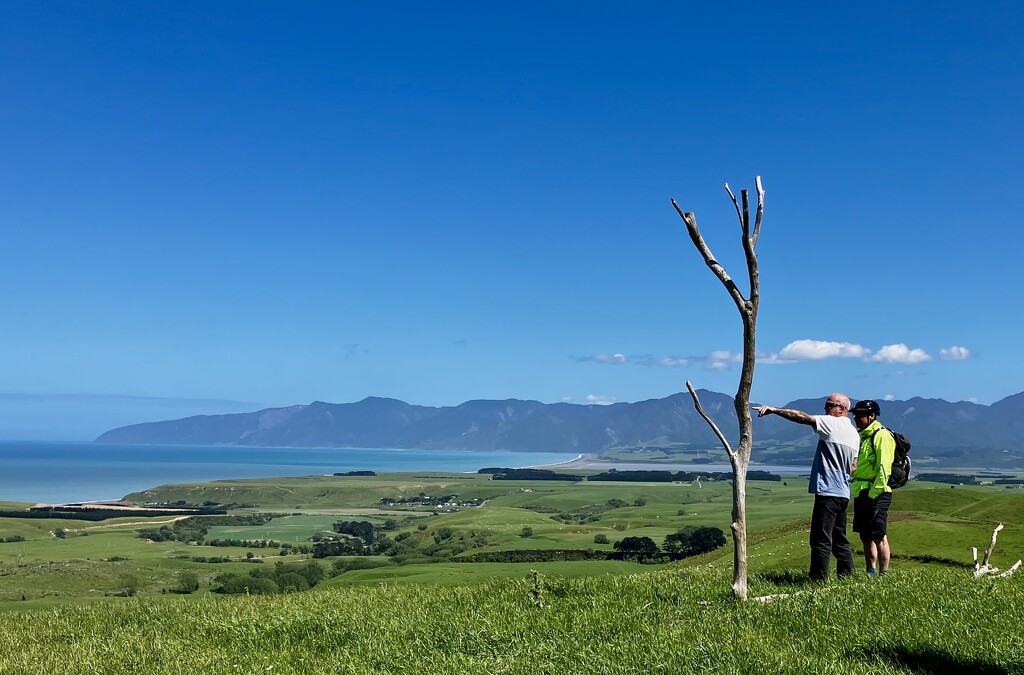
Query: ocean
0 441 580 504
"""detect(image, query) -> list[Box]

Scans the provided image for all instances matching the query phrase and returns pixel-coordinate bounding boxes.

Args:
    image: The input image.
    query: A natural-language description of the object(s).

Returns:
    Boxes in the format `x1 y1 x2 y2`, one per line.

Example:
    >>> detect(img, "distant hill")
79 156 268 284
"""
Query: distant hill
95 391 1024 469
96 391 738 453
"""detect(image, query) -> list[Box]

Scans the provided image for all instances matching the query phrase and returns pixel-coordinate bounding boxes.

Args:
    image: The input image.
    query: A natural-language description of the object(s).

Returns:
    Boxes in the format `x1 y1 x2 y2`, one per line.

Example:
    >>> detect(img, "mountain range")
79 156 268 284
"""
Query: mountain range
95 391 1024 469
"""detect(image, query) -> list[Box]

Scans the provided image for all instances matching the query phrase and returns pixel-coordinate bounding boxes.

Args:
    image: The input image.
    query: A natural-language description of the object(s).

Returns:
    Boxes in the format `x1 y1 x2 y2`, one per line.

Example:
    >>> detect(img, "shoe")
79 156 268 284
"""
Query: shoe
867 568 877 577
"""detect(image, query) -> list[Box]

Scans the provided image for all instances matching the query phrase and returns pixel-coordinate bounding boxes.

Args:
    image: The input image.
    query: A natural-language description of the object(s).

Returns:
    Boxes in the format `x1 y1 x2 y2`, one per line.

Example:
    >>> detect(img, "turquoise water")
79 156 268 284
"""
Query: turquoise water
0 442 579 504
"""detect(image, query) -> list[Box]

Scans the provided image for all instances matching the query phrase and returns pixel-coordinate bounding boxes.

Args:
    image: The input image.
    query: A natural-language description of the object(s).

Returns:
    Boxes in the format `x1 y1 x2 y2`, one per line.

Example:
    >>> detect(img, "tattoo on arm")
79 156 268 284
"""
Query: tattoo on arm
771 408 815 426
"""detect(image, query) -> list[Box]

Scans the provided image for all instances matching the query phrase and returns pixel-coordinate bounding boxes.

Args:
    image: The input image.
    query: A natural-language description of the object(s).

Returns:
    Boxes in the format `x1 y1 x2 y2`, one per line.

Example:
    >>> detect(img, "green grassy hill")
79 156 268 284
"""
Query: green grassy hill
0 567 1021 674
2 472 1024 672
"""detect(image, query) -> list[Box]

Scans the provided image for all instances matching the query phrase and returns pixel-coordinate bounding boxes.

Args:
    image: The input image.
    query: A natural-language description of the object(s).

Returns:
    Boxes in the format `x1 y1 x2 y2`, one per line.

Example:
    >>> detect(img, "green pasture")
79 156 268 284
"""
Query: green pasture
680 482 1024 576
2 472 1022 610
325 560 654 586
205 514 341 542
1 566 1022 674
126 473 523 510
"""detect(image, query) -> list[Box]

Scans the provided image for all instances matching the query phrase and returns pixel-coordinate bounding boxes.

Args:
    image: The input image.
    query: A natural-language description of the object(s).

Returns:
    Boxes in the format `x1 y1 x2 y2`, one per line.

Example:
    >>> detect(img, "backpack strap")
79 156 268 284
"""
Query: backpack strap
868 425 889 485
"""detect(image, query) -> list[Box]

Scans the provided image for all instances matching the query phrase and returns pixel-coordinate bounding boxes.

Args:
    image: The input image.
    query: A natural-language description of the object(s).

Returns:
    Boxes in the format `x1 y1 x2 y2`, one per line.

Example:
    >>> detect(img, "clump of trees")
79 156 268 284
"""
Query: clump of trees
663 526 727 560
333 520 376 543
480 468 585 481
551 500 628 524
213 561 325 595
613 537 662 562
379 494 483 508
456 549 610 563
174 571 200 594
137 513 275 544
312 519 398 558
606 527 727 563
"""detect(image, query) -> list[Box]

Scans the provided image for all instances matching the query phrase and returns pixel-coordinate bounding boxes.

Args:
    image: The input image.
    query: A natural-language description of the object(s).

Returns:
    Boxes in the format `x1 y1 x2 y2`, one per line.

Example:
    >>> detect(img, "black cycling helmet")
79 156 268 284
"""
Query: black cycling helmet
850 399 881 416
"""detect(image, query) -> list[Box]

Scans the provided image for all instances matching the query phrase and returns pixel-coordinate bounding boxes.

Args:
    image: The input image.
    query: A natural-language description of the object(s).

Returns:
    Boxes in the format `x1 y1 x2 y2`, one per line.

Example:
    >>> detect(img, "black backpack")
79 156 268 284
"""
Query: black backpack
871 426 911 489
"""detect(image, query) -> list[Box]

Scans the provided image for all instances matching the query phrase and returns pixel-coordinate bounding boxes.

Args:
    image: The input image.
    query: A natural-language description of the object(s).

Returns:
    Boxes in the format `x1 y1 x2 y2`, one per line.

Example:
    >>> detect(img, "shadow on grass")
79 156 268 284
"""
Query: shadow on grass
752 569 817 588
890 552 973 568
861 646 1014 675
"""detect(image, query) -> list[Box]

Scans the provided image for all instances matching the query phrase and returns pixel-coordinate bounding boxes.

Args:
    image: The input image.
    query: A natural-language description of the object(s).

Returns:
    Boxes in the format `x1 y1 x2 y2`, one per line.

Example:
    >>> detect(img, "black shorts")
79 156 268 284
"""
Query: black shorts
853 489 892 538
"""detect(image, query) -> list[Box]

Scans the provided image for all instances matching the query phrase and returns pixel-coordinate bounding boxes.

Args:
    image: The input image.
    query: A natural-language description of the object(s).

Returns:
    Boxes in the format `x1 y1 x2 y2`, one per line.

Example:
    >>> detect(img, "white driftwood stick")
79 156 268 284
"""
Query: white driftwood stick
982 523 1004 569
752 592 797 603
972 523 1020 577
995 561 1019 577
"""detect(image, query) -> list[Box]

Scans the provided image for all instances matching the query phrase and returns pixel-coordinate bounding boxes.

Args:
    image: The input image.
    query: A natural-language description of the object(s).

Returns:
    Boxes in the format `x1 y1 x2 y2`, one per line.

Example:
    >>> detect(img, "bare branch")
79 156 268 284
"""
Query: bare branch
685 381 736 461
671 200 747 311
752 176 765 247
999 560 1022 578
752 591 804 603
724 183 743 229
740 190 758 304
741 189 750 237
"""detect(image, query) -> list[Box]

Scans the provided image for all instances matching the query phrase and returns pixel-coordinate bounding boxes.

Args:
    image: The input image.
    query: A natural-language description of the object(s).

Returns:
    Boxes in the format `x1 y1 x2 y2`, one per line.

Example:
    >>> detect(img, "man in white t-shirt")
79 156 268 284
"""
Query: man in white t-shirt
756 393 860 581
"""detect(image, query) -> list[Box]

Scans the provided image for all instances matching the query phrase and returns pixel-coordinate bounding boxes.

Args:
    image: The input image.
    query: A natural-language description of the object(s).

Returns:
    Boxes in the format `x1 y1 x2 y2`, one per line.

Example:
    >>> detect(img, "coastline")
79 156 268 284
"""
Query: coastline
519 453 583 469
532 453 811 474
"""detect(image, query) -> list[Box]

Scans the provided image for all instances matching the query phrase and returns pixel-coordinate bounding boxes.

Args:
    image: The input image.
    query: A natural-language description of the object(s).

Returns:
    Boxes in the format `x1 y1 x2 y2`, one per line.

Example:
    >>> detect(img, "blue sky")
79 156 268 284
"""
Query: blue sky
2 2 1022 439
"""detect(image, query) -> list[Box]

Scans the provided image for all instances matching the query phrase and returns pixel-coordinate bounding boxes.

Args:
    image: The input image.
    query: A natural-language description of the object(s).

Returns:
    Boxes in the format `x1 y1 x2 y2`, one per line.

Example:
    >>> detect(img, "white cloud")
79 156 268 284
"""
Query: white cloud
869 344 932 364
585 394 617 405
630 354 689 368
707 350 741 370
778 339 870 361
883 394 895 401
578 339 956 371
578 353 627 364
939 345 971 361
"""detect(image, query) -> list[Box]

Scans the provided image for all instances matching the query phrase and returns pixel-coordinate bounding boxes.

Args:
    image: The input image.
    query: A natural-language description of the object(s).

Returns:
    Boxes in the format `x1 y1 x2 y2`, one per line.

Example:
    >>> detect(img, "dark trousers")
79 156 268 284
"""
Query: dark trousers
809 495 855 581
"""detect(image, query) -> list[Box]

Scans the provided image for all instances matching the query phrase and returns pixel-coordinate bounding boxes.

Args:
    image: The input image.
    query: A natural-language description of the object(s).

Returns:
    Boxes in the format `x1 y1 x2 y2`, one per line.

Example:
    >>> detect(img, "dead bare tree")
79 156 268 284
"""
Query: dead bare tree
672 176 764 600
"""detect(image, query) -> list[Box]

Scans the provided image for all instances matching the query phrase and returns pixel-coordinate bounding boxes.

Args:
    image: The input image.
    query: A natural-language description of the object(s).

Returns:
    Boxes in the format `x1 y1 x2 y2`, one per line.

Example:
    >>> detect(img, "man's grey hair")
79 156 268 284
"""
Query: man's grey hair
828 393 851 408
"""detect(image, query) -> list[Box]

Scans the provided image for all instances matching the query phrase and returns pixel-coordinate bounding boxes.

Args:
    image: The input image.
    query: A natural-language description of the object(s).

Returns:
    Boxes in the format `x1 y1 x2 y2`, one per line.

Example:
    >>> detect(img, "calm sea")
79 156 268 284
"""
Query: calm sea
0 441 580 504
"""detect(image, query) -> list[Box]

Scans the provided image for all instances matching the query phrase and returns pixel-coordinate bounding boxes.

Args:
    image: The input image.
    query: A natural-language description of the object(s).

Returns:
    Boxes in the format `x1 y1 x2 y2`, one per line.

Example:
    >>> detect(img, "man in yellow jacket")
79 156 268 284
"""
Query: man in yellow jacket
850 399 895 576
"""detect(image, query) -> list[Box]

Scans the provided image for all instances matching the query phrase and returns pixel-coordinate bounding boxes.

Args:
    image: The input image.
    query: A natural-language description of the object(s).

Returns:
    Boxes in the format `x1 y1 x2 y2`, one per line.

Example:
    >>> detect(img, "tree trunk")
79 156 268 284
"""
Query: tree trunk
730 464 748 597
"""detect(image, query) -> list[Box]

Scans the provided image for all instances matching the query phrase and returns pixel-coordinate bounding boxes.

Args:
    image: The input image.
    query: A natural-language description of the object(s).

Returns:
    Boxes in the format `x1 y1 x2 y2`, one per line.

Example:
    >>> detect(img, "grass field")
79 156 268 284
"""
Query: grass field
2 472 1021 610
2 471 1023 671
0 566 1020 674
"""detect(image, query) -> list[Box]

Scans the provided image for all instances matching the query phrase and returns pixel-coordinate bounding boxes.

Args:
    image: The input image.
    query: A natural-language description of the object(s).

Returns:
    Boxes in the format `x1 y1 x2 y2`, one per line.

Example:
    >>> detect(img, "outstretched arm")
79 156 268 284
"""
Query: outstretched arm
755 405 815 426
